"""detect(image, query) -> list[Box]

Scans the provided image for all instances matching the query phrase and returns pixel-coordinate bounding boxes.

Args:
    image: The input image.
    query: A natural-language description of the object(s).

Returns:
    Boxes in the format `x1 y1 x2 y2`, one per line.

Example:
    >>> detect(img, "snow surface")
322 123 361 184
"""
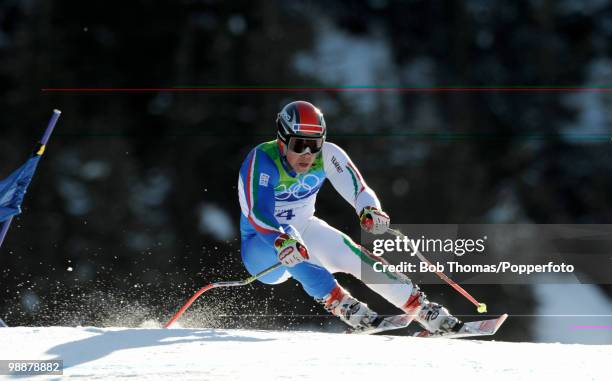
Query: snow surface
1 327 610 380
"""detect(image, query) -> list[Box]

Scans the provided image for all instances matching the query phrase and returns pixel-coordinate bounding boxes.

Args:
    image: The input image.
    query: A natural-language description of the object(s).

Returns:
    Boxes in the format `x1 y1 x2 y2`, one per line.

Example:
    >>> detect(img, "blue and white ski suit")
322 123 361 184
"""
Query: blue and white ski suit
238 140 413 306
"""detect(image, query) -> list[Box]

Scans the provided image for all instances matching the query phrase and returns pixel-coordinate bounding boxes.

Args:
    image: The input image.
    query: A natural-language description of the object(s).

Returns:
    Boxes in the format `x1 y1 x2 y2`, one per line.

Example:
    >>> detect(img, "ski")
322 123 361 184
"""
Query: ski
348 313 415 335
348 313 508 338
413 313 508 339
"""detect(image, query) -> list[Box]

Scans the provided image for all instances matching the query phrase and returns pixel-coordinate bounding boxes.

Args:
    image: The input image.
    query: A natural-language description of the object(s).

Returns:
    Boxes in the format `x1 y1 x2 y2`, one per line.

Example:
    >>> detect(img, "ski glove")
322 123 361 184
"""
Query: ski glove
359 206 390 235
274 233 309 267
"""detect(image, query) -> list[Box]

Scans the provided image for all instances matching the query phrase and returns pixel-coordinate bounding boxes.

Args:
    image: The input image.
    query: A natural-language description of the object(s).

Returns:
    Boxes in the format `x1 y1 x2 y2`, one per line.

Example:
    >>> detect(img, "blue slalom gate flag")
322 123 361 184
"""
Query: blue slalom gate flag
0 155 43 223
0 109 61 328
0 109 60 231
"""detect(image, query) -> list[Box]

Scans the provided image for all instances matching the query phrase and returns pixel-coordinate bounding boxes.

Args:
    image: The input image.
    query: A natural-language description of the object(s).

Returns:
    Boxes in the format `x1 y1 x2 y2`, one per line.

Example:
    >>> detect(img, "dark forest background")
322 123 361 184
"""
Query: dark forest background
1 0 611 342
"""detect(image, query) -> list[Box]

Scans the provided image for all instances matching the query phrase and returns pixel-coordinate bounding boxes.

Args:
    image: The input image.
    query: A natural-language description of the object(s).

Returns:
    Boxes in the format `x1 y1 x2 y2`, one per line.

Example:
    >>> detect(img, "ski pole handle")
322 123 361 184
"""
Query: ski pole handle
386 228 487 313
165 262 283 328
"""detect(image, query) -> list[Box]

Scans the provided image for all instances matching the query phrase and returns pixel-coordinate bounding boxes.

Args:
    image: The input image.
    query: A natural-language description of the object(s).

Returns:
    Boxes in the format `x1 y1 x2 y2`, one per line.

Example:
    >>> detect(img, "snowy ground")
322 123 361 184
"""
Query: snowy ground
1 326 610 380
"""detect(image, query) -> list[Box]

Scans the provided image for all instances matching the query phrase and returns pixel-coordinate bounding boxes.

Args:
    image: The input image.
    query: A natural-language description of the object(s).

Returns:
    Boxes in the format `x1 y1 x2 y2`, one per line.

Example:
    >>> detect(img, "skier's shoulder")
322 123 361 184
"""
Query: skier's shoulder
253 140 282 161
322 141 350 154
322 141 350 164
244 140 281 176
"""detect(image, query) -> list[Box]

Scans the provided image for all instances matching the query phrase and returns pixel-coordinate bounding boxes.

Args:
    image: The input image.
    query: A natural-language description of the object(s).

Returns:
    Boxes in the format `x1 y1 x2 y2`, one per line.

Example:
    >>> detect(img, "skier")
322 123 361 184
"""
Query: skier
238 100 461 333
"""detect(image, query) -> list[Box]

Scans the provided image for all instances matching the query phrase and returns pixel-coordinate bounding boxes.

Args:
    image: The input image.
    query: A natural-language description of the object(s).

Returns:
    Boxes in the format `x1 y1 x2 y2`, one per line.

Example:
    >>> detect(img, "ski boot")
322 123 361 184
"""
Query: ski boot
402 287 462 334
319 285 382 330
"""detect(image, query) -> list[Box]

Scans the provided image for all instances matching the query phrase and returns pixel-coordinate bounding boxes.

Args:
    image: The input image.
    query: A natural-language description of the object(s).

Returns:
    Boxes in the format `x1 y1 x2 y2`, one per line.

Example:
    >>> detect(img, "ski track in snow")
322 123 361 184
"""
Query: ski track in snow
0 327 610 380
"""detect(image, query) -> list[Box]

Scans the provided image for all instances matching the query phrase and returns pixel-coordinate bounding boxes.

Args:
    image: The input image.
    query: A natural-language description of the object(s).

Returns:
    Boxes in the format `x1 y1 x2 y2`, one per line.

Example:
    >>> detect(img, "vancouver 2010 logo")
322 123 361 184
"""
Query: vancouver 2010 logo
275 174 322 200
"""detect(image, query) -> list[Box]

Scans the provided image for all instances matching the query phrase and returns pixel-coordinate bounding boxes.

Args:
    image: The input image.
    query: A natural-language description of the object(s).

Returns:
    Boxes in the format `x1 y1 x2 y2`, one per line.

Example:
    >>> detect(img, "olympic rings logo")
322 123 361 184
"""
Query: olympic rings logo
275 174 322 200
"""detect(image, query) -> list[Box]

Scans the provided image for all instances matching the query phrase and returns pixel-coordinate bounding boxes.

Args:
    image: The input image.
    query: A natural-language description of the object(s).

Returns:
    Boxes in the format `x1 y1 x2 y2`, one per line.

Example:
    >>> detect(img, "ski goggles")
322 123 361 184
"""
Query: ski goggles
287 137 324 154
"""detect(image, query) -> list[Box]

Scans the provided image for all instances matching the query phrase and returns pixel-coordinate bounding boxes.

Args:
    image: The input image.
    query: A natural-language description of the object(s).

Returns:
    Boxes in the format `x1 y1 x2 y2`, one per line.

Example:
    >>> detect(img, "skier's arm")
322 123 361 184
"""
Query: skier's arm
322 142 381 213
323 142 390 234
239 148 285 246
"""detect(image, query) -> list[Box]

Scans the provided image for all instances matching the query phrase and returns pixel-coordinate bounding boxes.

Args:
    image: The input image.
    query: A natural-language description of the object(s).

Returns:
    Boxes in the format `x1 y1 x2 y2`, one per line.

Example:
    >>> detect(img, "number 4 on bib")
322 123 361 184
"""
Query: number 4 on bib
276 209 295 220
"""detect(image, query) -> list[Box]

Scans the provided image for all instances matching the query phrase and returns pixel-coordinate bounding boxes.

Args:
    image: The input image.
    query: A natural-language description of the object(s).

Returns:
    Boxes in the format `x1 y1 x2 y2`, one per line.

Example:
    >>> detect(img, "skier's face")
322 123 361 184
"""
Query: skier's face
281 141 317 173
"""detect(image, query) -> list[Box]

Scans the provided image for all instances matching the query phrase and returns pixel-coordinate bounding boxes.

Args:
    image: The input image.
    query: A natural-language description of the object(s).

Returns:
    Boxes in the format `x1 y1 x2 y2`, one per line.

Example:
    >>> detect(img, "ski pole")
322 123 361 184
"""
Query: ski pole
386 228 487 313
165 262 283 328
